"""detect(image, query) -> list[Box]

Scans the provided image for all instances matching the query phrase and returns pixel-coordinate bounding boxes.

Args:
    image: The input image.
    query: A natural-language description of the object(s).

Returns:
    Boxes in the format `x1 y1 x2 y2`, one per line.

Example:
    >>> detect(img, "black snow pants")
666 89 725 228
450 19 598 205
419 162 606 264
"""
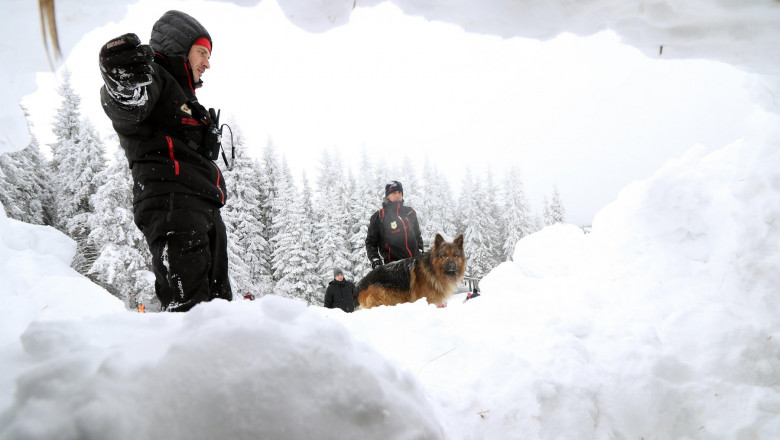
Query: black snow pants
133 193 233 312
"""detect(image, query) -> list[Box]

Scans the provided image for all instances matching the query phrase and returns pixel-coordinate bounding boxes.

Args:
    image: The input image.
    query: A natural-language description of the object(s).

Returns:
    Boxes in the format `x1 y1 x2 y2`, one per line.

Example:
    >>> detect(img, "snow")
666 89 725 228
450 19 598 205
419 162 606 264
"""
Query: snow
4 0 779 154
1 297 445 439
2 0 780 438
2 111 780 437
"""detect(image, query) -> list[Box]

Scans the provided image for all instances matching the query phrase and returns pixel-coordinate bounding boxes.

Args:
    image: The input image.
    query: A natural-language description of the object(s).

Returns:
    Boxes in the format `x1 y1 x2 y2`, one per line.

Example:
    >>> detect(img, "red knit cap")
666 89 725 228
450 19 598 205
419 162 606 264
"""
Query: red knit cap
193 37 211 53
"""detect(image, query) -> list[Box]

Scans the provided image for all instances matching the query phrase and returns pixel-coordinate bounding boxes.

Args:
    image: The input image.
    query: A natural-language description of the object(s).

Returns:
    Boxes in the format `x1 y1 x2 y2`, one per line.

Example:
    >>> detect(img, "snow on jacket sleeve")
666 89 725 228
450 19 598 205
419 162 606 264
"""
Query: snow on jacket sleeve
100 63 164 125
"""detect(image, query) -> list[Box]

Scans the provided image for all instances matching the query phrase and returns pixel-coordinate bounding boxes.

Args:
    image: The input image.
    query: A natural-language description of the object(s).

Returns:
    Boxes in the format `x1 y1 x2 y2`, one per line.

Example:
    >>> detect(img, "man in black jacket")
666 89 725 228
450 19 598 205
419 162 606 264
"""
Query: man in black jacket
324 268 355 313
99 10 232 312
365 180 424 268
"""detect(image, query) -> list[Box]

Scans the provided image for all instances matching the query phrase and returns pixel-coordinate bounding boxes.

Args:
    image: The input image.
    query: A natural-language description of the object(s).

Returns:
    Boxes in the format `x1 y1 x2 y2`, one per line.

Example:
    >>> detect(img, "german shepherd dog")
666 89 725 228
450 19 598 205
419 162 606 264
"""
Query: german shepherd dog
356 234 466 309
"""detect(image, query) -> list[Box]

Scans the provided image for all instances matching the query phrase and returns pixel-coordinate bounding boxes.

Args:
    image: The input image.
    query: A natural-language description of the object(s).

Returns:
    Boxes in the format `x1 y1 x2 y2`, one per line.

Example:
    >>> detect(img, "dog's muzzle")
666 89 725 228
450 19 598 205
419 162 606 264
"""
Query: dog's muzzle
443 261 459 275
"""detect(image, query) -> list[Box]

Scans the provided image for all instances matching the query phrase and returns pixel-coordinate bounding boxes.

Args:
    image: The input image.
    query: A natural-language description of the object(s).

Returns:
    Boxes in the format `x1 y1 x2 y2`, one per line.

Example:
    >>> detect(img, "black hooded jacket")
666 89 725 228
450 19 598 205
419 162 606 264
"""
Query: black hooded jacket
324 279 355 313
365 199 423 264
100 10 227 206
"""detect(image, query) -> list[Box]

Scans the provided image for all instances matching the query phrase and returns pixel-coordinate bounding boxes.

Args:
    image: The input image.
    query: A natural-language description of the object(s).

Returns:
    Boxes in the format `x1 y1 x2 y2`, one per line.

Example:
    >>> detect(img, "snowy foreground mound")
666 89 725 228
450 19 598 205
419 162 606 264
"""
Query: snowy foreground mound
2 122 780 438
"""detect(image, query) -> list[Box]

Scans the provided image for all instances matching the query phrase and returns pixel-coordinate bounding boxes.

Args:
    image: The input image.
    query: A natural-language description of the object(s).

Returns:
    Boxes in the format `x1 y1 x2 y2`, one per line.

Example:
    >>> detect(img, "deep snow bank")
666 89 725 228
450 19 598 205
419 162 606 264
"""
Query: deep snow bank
0 297 446 440
3 0 780 152
0 209 123 344
477 116 780 438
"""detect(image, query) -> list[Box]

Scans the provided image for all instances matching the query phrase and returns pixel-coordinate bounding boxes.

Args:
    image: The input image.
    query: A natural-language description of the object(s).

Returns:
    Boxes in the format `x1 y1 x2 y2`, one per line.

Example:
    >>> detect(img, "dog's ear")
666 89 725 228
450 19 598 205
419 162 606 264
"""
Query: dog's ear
434 233 444 249
454 234 464 249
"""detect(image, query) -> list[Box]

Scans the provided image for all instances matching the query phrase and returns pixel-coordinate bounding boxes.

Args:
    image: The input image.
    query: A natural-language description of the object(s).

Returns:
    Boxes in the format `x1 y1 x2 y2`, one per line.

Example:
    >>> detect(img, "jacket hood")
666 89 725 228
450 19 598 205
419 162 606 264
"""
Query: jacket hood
150 10 212 58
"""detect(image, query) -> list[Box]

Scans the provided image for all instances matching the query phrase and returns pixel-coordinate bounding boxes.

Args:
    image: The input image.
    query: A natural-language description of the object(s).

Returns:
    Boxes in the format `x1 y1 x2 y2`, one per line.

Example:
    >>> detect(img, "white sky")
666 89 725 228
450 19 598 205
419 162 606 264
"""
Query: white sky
22 0 767 225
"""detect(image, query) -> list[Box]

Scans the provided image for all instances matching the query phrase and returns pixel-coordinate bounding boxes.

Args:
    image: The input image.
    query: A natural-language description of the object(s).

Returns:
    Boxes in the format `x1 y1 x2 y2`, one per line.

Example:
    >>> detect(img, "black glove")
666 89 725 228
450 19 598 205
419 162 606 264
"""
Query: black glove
99 33 154 103
371 259 383 269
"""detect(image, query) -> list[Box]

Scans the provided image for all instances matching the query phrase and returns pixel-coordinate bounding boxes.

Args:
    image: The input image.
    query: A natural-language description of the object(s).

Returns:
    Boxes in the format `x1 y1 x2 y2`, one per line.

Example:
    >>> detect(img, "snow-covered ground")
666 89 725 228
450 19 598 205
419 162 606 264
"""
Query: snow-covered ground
2 0 780 438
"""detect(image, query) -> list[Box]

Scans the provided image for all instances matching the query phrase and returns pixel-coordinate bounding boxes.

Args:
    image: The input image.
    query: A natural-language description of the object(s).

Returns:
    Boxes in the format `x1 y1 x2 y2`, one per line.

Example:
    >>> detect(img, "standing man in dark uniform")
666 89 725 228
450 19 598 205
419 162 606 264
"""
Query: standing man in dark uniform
365 180 424 269
323 268 356 313
98 10 232 311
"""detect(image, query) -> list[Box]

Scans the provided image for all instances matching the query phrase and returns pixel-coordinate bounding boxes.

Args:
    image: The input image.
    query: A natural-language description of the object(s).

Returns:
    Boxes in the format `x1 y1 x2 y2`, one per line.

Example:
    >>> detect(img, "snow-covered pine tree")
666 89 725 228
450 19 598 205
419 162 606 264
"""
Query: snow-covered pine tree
542 196 553 226
222 125 268 297
346 150 378 280
454 168 474 238
50 70 106 276
297 171 323 303
0 135 52 225
49 68 82 230
0 164 15 220
88 147 153 309
0 108 54 225
0 148 33 222
419 158 457 247
534 210 546 231
549 185 566 224
313 148 351 281
21 129 56 226
62 119 107 276
460 172 497 278
256 139 282 284
301 171 317 226
372 160 391 196
413 158 431 242
500 165 534 261
436 171 458 245
483 169 503 265
398 155 420 208
271 160 320 304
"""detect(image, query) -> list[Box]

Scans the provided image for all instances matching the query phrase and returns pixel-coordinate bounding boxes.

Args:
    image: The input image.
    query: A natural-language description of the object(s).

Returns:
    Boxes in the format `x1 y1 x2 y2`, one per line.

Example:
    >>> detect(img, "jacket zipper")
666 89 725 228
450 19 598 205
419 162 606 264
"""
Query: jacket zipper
397 203 412 257
166 136 180 175
211 162 225 204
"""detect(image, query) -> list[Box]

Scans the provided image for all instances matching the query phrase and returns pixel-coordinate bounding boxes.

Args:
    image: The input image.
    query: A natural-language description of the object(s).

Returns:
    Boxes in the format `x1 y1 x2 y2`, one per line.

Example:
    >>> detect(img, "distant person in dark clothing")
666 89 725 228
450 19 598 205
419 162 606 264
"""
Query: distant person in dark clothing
99 10 232 312
324 268 355 313
365 180 423 269
464 287 481 303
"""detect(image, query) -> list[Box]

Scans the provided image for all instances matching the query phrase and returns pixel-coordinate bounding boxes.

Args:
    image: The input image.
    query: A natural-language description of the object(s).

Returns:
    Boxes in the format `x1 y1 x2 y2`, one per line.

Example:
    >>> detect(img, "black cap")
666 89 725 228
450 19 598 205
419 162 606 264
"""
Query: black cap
385 180 403 197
